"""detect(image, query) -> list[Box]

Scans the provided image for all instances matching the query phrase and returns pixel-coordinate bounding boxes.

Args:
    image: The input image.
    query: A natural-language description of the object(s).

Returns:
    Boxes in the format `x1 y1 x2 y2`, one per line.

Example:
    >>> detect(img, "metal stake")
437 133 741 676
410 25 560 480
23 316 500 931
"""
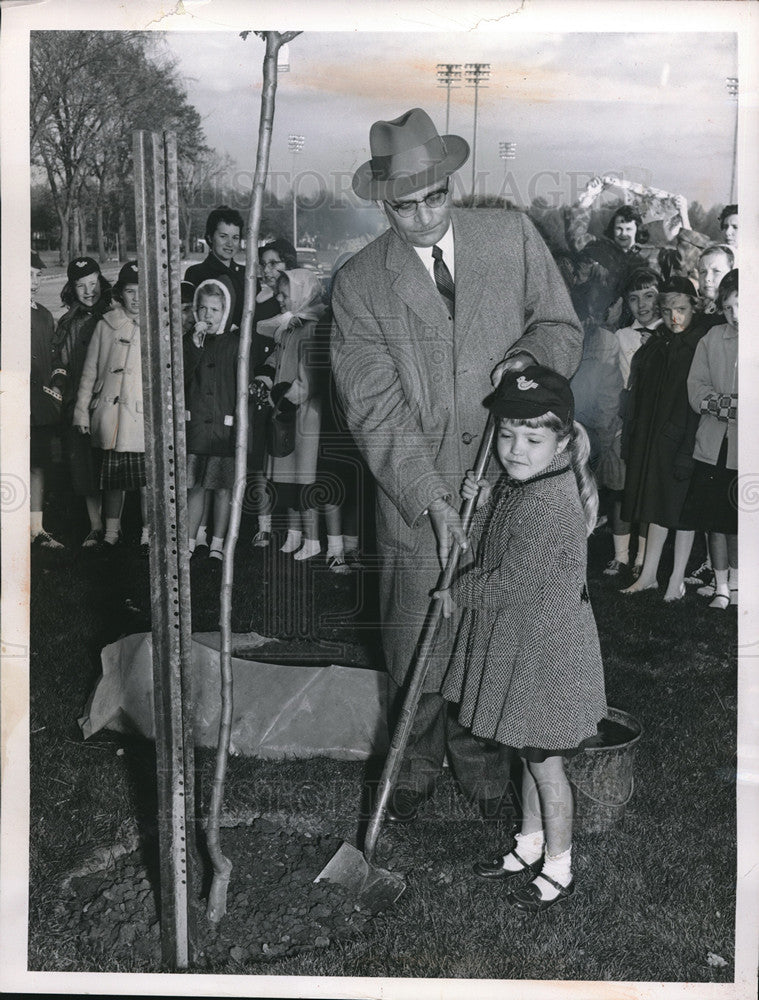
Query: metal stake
133 129 196 969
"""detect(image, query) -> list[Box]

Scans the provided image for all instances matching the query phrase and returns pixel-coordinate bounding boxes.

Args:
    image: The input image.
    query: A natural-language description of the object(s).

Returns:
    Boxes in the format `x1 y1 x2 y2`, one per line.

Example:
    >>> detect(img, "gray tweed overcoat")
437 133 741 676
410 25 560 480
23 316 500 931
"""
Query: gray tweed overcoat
442 458 607 750
331 208 583 690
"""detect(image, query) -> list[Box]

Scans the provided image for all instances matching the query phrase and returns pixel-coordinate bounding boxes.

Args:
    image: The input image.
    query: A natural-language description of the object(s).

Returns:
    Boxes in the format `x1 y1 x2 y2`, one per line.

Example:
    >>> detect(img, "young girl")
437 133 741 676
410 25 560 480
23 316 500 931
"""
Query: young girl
681 270 738 608
73 261 149 548
262 269 325 561
621 276 707 600
183 276 240 561
438 366 607 913
51 257 112 547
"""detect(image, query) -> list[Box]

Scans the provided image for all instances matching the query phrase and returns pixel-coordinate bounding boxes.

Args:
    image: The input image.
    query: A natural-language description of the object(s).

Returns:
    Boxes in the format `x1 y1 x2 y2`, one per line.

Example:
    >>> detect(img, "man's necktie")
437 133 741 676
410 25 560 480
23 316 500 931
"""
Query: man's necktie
432 245 455 319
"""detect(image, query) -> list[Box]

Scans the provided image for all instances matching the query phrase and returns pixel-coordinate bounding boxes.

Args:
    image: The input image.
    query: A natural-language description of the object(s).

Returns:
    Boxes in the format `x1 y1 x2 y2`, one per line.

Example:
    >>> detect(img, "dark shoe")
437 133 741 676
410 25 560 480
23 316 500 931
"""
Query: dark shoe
32 530 64 550
473 849 543 884
508 873 575 913
252 530 271 548
81 529 103 549
385 787 429 824
191 544 209 561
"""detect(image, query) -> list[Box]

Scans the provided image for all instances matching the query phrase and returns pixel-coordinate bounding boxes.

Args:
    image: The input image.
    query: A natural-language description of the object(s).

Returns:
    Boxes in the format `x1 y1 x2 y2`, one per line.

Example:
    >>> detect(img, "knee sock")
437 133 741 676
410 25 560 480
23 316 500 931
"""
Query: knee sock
533 845 573 899
209 536 224 560
613 534 630 563
635 535 646 566
326 534 344 559
31 511 43 536
281 529 302 553
294 538 321 561
104 517 121 545
501 829 545 871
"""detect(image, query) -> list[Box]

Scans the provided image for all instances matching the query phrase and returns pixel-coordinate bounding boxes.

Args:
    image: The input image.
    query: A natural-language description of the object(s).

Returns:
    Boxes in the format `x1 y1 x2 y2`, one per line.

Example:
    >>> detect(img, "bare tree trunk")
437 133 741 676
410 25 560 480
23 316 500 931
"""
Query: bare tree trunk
97 202 106 263
119 213 128 262
205 28 302 925
57 210 69 267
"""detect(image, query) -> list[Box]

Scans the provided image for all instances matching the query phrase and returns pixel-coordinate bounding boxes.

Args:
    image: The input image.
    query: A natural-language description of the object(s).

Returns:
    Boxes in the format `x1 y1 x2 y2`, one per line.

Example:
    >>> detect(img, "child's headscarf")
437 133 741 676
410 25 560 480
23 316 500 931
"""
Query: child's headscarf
192 275 236 335
281 268 325 324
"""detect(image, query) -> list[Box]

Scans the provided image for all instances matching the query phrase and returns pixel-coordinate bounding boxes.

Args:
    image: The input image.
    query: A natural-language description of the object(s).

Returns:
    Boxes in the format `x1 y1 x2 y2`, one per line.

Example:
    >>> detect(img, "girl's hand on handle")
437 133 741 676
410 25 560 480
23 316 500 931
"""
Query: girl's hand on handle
433 587 455 619
461 470 491 509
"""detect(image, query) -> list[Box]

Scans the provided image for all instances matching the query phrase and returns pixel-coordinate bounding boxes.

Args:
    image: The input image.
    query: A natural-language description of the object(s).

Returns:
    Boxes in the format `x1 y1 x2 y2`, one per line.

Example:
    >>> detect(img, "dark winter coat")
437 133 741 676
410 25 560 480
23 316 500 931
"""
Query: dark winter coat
621 317 708 527
31 302 61 427
183 276 241 458
442 456 607 751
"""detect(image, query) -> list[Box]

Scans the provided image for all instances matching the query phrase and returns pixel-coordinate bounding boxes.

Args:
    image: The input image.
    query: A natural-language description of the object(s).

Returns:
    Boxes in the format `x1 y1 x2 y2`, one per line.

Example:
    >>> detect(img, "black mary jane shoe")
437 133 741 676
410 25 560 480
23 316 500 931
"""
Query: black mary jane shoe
473 849 543 884
508 872 575 913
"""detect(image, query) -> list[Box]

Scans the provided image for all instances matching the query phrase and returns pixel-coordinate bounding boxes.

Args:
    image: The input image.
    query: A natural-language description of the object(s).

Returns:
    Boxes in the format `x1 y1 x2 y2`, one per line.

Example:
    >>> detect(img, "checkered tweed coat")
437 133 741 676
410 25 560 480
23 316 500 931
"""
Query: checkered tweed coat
442 456 607 751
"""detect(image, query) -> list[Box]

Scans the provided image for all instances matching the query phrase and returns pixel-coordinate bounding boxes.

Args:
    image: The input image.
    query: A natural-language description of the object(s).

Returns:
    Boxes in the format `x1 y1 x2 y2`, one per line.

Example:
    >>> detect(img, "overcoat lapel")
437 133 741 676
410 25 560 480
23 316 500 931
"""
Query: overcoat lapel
450 209 487 360
385 233 450 328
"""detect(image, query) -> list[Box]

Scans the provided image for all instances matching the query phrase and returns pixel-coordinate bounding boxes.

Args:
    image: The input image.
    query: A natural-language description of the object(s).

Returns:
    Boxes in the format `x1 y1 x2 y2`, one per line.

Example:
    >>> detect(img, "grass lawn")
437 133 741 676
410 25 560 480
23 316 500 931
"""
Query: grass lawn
26 481 737 984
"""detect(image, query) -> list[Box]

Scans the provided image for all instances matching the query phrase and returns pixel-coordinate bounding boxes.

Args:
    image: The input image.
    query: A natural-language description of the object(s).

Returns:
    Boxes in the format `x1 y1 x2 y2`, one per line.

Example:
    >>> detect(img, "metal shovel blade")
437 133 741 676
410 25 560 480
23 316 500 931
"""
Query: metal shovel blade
314 841 406 910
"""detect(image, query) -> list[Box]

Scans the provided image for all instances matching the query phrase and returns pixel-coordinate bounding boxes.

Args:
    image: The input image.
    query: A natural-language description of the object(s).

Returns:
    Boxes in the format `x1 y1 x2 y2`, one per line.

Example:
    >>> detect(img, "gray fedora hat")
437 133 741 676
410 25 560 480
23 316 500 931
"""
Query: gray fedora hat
352 107 469 201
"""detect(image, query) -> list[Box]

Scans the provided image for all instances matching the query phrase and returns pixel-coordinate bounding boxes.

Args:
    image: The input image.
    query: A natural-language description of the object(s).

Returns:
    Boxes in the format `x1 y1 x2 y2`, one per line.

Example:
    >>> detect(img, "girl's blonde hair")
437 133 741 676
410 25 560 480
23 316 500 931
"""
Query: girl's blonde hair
501 414 599 537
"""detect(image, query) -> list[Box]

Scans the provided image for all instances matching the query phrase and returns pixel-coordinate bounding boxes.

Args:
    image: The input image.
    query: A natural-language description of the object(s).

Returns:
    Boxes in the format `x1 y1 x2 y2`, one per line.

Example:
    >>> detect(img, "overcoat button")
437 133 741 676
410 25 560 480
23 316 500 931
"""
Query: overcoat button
461 431 474 445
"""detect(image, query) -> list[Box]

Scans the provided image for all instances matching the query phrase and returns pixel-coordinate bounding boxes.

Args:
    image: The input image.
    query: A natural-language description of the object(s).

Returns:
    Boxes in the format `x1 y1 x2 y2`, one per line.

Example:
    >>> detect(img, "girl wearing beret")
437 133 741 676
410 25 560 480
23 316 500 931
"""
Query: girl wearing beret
51 257 112 547
438 366 607 912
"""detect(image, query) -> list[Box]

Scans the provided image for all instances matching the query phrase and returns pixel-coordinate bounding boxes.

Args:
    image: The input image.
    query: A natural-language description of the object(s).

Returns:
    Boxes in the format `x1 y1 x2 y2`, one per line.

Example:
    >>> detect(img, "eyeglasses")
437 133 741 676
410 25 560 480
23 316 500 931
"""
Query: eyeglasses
386 181 450 218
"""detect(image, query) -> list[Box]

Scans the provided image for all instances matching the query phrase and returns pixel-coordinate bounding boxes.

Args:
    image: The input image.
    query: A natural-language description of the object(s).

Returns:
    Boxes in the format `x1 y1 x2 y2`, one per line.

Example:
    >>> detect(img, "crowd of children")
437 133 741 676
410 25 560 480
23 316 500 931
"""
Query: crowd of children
30 197 739 608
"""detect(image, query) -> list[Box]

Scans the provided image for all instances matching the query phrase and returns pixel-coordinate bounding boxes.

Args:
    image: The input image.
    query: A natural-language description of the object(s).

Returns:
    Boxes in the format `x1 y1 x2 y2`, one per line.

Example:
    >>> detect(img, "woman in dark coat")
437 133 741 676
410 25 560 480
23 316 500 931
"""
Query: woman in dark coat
621 277 707 600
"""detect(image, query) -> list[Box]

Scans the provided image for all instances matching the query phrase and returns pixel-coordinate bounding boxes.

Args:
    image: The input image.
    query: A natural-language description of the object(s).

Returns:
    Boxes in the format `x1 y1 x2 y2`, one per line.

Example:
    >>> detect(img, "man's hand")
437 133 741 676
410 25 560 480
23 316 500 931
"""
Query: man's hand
427 497 467 569
490 351 534 388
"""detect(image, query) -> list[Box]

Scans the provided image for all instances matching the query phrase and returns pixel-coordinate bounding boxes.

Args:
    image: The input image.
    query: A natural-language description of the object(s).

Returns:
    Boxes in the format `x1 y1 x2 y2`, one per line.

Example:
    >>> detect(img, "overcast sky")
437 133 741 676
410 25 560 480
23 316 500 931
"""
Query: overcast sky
162 30 737 210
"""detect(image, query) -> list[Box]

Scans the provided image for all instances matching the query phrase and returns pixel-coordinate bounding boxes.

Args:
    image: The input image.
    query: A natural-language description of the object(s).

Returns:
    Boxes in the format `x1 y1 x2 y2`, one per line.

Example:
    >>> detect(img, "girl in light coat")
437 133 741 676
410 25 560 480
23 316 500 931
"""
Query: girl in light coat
73 261 148 548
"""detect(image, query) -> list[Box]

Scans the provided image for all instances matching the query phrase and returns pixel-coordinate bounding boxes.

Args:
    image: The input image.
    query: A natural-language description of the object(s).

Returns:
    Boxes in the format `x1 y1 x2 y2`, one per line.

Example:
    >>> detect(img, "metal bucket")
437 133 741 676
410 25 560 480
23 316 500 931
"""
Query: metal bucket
565 707 642 834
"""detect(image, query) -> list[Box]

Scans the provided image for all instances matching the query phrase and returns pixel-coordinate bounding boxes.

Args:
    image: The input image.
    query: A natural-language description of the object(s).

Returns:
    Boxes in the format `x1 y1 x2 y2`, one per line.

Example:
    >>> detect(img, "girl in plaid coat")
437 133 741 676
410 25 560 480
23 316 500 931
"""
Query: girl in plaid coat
439 365 607 913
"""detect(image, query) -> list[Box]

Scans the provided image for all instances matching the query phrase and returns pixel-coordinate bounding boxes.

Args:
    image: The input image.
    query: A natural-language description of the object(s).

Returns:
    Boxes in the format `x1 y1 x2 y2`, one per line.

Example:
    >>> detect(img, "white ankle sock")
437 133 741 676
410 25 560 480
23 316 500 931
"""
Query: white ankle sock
326 534 344 559
713 568 729 596
281 529 302 553
613 534 630 563
258 514 272 533
104 518 121 544
533 845 572 900
728 566 738 591
293 538 321 561
140 526 149 546
209 536 224 560
195 526 208 547
30 511 43 536
189 538 196 553
501 829 545 870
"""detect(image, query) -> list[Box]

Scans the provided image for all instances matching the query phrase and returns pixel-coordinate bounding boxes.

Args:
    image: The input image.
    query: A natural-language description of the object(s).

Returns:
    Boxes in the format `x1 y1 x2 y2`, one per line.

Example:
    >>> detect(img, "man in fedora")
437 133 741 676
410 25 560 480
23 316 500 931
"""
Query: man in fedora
331 108 582 825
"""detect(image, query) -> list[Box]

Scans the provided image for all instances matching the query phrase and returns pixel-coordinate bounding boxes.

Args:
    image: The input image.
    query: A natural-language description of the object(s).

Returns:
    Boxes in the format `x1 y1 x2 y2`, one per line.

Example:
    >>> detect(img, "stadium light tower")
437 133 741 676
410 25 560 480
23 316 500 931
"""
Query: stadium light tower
436 63 462 135
288 133 305 246
465 63 490 200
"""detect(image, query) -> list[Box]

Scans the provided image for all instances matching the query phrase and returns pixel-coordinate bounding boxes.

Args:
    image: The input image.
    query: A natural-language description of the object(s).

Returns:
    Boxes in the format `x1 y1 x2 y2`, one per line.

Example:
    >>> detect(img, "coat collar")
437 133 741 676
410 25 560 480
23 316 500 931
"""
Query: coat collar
383 208 486 350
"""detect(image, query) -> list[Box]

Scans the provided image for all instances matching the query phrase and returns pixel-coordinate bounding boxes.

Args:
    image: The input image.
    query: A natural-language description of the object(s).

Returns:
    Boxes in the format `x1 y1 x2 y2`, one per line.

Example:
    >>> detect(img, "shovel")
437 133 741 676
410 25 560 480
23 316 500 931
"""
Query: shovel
315 415 496 910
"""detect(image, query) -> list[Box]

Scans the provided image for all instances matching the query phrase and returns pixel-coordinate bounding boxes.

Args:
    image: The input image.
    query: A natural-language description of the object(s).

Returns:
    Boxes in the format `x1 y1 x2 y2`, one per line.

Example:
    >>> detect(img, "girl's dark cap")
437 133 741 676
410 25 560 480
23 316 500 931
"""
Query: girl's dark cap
116 260 138 286
485 364 574 424
67 256 100 284
659 276 697 298
180 280 195 304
